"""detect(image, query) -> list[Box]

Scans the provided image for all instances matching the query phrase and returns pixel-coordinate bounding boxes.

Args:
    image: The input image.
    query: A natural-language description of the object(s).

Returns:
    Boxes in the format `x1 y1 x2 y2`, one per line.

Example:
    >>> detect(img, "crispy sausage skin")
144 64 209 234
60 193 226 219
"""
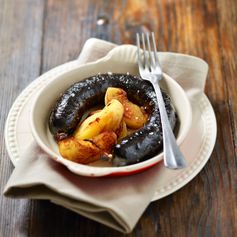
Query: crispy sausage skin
49 73 177 166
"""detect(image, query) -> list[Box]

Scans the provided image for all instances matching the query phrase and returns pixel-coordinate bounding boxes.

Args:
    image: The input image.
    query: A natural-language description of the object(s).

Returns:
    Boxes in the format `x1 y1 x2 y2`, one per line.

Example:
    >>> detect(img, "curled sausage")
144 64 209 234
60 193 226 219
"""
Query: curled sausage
49 73 177 166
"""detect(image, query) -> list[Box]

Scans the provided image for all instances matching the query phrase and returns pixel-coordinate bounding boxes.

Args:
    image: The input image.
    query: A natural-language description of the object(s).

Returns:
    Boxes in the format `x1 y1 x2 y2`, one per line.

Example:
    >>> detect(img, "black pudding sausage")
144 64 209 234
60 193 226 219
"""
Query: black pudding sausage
49 73 177 166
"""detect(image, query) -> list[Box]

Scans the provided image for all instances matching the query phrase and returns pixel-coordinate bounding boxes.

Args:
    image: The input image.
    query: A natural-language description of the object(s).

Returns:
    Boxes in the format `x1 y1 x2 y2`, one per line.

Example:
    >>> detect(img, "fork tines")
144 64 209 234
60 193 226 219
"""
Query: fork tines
136 32 161 71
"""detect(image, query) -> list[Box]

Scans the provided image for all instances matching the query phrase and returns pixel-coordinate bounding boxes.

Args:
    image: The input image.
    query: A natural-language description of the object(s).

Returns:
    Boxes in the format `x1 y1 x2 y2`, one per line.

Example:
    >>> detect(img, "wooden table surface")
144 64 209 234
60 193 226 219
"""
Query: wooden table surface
0 0 236 236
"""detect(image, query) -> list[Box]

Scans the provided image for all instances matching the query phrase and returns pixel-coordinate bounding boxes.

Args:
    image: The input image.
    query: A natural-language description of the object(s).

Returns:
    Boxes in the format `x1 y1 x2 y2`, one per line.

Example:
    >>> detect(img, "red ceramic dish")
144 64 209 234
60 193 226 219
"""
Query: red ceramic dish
30 45 192 177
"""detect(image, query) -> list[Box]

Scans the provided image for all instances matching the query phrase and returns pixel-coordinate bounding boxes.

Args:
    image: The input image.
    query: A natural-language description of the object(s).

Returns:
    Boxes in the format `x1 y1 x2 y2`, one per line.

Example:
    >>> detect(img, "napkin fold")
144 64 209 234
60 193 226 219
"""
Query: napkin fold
4 38 208 233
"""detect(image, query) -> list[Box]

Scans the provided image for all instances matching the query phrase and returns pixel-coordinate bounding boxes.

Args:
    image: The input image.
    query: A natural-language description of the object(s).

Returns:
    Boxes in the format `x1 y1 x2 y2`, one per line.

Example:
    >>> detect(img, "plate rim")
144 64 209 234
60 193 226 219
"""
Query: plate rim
4 45 217 201
151 94 216 201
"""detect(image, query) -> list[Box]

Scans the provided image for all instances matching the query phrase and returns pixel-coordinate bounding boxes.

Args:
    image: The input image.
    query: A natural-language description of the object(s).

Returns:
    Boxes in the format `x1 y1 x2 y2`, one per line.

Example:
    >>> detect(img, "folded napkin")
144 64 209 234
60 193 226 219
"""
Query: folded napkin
4 38 208 233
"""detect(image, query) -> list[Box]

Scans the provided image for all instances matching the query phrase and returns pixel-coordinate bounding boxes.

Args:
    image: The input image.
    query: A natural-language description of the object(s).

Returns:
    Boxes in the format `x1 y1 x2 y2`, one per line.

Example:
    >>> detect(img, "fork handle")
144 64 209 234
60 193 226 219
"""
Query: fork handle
152 81 187 169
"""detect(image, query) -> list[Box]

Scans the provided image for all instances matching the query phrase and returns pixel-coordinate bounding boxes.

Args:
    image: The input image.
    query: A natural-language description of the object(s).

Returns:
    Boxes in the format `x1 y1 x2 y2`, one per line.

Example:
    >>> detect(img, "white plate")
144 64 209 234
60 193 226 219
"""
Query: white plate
4 48 216 201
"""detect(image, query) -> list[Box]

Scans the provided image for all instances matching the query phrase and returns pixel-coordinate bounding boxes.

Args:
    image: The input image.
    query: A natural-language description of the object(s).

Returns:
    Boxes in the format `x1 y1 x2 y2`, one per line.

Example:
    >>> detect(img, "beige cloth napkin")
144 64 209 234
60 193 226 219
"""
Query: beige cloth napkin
4 38 208 233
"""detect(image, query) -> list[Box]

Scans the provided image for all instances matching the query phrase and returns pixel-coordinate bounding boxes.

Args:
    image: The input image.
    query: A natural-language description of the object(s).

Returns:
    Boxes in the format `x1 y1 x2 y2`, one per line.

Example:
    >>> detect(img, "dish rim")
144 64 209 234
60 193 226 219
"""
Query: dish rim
30 50 192 176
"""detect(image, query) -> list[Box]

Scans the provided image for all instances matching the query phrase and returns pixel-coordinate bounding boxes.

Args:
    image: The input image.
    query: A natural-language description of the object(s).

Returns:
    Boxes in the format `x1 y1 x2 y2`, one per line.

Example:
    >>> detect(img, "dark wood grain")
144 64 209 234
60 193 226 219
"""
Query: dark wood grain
1 0 237 236
0 0 45 237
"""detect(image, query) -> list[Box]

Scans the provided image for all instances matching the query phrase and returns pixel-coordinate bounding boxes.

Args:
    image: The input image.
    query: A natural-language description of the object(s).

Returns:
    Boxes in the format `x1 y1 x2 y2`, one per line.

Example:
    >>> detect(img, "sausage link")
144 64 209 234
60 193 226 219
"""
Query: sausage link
49 73 177 165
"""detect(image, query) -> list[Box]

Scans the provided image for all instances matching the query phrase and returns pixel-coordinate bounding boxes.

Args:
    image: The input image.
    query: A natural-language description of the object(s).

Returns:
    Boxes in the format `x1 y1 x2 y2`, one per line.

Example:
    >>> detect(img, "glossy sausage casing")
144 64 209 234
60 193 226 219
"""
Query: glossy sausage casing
49 73 177 166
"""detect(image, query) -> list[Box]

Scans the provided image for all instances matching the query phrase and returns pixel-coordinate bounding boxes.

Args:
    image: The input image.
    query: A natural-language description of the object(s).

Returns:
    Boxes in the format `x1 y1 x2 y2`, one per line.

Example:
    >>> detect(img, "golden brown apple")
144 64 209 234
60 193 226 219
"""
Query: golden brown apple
74 99 124 140
58 131 117 164
105 87 148 129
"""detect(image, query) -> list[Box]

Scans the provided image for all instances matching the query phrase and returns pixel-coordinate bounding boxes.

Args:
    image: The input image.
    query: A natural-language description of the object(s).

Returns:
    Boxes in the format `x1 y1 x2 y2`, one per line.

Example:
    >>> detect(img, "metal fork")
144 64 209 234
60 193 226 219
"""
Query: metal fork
136 32 186 169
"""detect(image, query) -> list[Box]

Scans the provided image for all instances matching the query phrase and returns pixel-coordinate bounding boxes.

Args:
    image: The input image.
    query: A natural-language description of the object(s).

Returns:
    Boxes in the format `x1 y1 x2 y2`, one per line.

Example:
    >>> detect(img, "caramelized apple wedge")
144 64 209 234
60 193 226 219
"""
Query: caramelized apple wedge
74 99 124 140
87 109 128 140
92 131 117 152
116 120 127 140
105 87 148 129
59 131 117 164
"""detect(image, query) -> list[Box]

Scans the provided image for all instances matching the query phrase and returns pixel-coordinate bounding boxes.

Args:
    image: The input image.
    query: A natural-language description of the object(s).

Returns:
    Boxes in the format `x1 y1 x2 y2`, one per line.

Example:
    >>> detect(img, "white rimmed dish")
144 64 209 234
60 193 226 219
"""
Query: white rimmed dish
30 45 192 177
